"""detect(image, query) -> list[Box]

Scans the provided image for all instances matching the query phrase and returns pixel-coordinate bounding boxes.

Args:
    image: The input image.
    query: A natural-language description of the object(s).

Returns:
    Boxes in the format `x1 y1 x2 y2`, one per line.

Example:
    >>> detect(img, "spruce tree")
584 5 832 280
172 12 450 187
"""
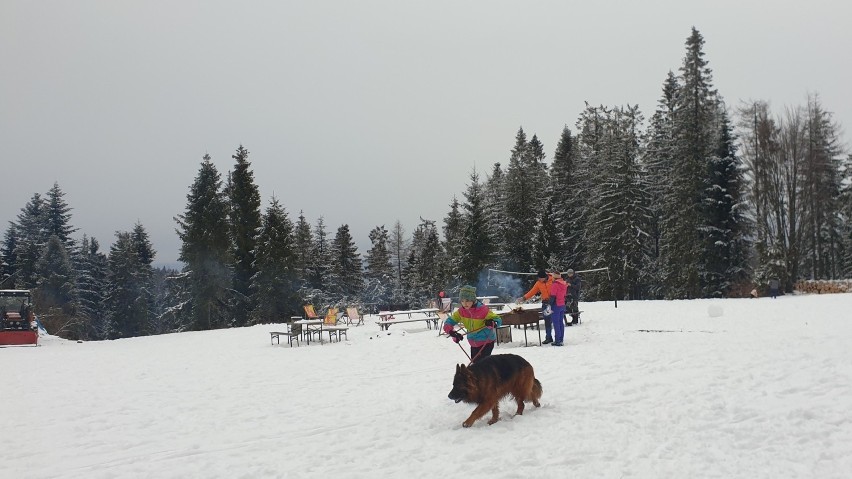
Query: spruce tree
550 126 578 268
251 197 299 324
641 72 679 297
551 127 574 195
106 231 151 337
133 223 156 330
14 193 47 288
574 103 610 274
702 107 751 296
442 197 465 289
175 155 233 330
307 216 332 296
583 105 651 300
502 127 538 272
532 197 560 271
34 235 78 321
44 182 77 250
459 169 496 284
662 27 719 298
1 224 19 288
329 224 363 300
364 225 394 305
154 267 191 334
419 221 445 300
150 266 181 335
483 163 507 267
524 134 550 198
402 219 444 304
226 145 262 327
73 235 109 340
389 220 409 303
293 211 314 289
131 222 156 268
401 246 420 305
528 134 552 270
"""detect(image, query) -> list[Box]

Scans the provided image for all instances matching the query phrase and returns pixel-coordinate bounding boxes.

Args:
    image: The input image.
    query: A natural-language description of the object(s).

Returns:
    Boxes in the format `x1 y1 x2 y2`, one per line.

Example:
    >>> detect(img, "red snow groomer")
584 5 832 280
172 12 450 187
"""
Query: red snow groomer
0 290 38 346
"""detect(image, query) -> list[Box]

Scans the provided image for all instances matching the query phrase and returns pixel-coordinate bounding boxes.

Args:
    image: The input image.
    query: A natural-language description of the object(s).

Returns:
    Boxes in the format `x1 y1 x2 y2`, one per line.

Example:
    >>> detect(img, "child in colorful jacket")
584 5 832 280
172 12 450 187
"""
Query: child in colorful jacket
444 285 502 363
548 272 568 346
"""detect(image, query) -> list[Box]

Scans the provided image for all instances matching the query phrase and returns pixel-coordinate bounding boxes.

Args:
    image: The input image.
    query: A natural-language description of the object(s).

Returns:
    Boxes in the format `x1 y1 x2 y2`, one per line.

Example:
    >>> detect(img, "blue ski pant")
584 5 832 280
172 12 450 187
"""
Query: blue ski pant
542 300 553 339
552 305 566 343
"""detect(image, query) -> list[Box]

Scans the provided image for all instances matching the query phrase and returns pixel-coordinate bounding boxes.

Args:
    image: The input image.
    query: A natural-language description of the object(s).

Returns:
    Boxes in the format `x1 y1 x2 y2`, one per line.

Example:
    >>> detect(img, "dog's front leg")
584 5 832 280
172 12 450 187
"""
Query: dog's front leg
463 402 495 428
487 403 500 425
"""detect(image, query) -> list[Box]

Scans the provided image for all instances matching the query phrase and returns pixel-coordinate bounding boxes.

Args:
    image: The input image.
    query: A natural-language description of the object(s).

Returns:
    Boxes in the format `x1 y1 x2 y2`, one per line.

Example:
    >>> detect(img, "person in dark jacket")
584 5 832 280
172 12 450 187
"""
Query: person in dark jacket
769 278 780 299
565 269 582 325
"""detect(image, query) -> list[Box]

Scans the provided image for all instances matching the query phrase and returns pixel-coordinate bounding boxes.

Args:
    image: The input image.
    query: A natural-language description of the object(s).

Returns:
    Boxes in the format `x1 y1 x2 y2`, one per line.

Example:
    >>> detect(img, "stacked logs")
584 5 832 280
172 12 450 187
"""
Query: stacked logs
794 279 852 295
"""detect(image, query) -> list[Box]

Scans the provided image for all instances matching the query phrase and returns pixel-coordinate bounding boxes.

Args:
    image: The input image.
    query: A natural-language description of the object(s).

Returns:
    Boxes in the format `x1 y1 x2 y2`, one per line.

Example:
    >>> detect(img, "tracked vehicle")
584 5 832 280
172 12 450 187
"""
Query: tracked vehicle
0 290 38 346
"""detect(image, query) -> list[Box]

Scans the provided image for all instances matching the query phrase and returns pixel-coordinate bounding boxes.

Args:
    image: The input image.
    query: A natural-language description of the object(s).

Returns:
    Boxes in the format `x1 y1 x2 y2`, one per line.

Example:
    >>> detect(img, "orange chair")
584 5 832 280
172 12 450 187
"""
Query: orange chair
345 307 364 326
303 304 319 319
323 307 349 342
324 307 339 326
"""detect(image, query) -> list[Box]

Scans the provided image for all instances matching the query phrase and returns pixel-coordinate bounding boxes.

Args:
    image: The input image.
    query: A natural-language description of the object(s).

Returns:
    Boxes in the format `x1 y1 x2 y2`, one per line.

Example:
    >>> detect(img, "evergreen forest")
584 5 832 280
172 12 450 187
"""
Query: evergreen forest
3 28 851 340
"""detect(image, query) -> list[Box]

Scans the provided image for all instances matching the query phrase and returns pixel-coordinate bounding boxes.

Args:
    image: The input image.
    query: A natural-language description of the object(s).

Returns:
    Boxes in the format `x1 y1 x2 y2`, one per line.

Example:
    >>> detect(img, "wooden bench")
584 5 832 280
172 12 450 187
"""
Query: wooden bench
270 331 286 345
323 324 349 342
272 325 348 345
376 308 441 331
377 317 440 331
270 325 301 347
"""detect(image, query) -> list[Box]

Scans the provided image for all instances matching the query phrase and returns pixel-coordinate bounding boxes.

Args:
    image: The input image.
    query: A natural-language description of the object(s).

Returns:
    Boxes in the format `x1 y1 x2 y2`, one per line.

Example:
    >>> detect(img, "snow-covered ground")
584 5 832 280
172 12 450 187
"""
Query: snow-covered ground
4 294 852 479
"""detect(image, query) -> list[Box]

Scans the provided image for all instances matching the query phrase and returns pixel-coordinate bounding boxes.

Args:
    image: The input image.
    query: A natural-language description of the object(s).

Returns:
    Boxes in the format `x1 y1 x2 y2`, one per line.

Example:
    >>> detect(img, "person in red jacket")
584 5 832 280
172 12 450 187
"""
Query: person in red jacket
549 271 568 346
517 270 555 344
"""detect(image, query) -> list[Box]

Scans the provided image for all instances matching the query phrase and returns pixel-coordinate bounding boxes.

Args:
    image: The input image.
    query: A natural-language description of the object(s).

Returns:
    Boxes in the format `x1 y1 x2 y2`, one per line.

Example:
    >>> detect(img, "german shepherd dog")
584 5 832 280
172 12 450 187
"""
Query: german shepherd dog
448 354 543 427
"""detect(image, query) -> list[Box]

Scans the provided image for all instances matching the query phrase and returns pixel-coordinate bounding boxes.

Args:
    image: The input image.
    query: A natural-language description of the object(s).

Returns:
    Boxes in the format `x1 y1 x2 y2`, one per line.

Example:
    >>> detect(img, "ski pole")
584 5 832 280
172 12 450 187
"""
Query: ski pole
456 340 472 361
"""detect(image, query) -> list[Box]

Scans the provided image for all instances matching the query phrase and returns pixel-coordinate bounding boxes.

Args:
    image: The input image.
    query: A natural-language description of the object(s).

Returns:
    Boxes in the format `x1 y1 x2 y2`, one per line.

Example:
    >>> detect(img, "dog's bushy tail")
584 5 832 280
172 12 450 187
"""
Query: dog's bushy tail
532 378 543 400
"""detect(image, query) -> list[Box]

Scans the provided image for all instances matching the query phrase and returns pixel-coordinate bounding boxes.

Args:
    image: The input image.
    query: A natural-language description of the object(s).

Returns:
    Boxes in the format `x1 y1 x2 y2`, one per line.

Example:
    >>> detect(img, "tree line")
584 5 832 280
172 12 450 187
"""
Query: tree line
2 28 850 340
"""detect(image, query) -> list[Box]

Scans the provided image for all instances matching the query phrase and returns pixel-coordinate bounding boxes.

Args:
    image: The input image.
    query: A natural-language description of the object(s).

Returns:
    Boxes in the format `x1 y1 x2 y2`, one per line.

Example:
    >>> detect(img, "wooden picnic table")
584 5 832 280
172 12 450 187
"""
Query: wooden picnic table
377 308 440 331
486 302 508 311
476 296 499 304
293 319 323 344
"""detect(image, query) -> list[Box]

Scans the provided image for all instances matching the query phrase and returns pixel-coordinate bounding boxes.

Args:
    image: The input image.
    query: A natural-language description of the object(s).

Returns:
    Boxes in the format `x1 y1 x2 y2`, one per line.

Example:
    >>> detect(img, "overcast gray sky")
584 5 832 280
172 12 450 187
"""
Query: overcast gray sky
2 0 850 266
